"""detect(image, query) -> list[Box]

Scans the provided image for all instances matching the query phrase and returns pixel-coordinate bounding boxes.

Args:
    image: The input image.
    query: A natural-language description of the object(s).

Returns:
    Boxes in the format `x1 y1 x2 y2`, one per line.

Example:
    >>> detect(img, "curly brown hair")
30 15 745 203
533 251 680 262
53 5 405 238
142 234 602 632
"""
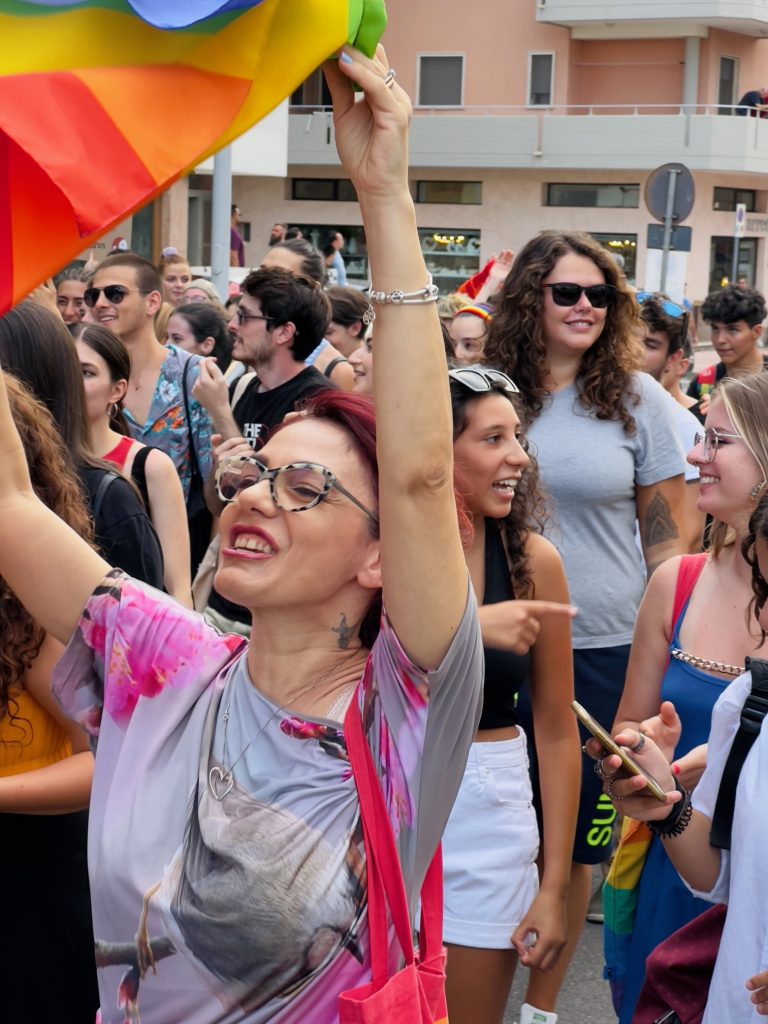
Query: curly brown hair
450 379 548 599
1 376 93 729
484 231 643 434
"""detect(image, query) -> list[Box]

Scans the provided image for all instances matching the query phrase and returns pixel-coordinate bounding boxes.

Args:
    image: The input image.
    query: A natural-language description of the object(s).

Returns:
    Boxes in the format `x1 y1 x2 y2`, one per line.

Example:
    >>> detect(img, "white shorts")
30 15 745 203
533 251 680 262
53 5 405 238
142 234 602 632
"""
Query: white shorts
442 730 540 949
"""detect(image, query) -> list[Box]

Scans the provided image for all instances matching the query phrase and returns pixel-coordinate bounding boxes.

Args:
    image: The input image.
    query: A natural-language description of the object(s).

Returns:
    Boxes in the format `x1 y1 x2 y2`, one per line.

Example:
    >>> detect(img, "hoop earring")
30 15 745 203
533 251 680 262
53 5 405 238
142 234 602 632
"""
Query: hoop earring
108 402 120 419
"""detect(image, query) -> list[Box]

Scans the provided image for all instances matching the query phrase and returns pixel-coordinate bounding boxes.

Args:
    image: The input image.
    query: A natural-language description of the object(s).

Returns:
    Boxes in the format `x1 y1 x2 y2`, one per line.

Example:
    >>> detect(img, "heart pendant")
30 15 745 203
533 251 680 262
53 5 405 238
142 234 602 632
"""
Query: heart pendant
208 766 234 801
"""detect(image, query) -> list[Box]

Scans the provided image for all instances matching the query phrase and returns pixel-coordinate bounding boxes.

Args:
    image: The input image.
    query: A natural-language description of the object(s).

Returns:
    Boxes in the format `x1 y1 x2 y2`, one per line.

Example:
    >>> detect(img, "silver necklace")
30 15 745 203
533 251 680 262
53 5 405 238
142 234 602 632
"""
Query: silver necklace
208 660 349 800
670 647 744 678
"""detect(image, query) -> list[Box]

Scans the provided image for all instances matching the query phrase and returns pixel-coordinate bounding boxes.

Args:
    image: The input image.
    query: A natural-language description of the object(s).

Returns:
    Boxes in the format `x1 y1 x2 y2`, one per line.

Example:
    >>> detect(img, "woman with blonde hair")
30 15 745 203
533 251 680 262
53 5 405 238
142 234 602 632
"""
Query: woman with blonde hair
607 371 768 1022
485 231 687 1022
0 375 98 1023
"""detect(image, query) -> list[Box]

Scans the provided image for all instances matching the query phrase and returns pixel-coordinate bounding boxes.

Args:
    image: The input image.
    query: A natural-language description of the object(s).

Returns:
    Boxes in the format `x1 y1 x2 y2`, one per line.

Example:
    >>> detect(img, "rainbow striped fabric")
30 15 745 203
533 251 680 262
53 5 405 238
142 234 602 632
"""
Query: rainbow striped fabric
0 0 386 312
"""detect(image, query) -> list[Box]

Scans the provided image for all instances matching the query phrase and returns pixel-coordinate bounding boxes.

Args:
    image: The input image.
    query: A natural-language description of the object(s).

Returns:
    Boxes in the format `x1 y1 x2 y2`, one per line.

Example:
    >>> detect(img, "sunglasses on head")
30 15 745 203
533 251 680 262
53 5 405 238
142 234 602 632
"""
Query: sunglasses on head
83 285 144 308
636 292 687 319
542 283 615 308
449 367 520 394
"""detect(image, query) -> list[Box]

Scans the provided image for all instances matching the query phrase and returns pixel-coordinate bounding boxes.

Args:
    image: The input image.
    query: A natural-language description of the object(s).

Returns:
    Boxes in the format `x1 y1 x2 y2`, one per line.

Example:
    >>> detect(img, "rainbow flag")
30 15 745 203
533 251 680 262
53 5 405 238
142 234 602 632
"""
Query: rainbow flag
0 0 386 312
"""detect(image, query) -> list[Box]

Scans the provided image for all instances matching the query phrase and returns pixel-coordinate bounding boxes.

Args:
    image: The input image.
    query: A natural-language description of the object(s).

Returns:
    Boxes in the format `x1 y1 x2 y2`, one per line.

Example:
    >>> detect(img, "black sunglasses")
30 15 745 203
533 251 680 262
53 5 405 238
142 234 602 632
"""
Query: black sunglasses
84 285 145 308
542 283 615 309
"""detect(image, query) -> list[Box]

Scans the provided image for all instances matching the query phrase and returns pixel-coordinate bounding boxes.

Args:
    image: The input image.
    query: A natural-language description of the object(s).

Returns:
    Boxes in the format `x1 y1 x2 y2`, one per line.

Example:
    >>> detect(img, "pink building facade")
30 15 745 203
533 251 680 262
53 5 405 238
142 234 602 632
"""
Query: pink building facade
186 1 768 303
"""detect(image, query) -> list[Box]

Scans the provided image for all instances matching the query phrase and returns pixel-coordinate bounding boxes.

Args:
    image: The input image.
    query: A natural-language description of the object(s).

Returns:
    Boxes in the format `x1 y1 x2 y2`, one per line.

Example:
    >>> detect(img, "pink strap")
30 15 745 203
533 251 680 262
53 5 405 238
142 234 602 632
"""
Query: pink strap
344 694 443 987
671 553 707 630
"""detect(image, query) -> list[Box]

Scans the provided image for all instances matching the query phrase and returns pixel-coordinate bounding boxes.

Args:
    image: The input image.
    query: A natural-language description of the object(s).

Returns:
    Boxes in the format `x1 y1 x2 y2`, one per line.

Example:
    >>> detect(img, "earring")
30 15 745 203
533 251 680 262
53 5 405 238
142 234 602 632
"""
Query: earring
750 480 768 504
108 402 120 418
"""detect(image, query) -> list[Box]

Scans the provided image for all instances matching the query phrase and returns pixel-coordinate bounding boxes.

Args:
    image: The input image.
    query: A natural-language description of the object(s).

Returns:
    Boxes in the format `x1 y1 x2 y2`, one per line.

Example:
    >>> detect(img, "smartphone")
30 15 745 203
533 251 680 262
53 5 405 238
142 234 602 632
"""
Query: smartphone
572 700 668 802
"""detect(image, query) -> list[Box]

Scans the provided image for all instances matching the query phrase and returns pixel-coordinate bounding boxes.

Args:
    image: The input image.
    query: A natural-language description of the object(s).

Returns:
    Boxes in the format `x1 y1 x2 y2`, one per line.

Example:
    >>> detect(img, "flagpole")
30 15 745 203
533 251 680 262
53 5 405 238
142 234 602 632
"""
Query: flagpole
210 145 233 302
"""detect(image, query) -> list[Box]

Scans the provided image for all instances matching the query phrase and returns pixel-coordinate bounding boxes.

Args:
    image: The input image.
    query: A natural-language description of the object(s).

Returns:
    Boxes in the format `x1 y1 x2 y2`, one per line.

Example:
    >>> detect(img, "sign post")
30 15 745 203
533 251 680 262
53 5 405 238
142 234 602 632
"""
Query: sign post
644 162 695 296
733 202 746 285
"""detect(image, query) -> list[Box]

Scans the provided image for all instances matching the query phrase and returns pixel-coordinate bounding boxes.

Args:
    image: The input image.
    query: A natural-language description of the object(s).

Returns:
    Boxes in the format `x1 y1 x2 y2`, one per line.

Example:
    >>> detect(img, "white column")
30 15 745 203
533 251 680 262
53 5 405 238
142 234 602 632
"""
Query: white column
683 37 700 110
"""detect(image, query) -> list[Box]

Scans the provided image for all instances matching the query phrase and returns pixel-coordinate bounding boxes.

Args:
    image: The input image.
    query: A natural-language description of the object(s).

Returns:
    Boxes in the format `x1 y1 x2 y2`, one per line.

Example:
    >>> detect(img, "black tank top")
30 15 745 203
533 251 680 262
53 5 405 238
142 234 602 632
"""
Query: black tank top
478 520 531 731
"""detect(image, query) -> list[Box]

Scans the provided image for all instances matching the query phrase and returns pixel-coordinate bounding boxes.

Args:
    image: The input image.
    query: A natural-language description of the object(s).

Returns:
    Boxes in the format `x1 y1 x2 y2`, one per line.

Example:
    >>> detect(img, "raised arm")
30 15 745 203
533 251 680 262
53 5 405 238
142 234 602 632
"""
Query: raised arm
326 48 468 667
0 367 109 644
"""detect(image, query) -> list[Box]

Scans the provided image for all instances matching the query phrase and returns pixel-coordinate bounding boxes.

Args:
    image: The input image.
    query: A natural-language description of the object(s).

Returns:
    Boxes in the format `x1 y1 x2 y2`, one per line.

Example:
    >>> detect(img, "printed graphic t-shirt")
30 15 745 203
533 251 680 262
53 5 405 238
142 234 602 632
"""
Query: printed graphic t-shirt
52 572 482 1023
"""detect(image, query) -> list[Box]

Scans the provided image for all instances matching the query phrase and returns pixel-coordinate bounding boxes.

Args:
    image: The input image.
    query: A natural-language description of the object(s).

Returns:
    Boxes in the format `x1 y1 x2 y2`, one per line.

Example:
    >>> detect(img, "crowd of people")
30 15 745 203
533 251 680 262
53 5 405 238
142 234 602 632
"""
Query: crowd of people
2 42 768 1024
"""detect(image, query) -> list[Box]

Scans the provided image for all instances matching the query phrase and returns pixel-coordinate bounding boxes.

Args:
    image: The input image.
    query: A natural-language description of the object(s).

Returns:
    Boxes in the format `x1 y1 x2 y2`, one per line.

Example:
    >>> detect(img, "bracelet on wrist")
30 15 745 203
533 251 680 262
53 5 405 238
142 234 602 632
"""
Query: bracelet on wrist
364 274 440 324
647 780 693 839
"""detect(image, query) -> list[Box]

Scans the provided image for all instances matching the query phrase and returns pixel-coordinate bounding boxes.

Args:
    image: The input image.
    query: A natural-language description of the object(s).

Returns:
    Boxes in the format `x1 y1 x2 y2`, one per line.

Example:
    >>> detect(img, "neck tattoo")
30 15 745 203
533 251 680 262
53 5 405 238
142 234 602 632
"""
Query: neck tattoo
208 659 347 801
331 613 354 650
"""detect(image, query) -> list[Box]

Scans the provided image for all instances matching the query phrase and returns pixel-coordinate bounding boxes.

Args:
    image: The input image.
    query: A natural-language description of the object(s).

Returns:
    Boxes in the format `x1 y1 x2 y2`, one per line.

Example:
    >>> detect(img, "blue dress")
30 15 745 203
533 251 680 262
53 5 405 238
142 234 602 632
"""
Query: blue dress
617 597 732 1024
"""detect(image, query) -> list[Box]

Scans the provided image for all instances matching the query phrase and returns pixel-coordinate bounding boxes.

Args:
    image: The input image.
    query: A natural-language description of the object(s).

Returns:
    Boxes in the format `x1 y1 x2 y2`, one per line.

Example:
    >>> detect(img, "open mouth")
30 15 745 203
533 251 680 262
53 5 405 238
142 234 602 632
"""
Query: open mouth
226 526 278 557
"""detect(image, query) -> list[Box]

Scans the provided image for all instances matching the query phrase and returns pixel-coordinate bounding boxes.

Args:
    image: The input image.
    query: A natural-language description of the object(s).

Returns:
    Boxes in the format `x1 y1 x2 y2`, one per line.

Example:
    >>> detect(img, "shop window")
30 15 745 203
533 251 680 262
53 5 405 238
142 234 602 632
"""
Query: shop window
709 236 757 291
417 55 464 107
415 181 482 205
420 227 481 294
528 53 554 107
290 224 369 281
590 233 637 282
713 187 756 212
546 183 639 208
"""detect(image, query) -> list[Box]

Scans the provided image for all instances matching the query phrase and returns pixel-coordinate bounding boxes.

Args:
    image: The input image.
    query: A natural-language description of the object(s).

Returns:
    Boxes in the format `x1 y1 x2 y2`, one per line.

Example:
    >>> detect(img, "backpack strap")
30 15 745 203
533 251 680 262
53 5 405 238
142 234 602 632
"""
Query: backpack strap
323 356 348 379
710 657 768 850
231 371 258 414
91 470 119 525
180 354 202 487
130 445 152 510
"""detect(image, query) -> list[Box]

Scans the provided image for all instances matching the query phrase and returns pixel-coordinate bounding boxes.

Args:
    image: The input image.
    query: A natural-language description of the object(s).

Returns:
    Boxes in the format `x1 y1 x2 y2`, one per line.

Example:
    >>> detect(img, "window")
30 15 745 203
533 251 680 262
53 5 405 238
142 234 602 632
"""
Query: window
290 68 332 108
546 183 639 208
710 236 757 290
415 181 482 205
718 56 739 115
713 187 757 212
591 234 637 281
289 224 369 281
291 179 358 202
417 55 464 107
528 52 554 107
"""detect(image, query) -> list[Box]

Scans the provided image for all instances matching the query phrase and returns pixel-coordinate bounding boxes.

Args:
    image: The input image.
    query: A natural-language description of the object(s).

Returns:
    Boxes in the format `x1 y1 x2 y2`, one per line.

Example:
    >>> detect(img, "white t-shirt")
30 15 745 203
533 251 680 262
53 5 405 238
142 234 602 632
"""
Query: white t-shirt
687 670 768 1023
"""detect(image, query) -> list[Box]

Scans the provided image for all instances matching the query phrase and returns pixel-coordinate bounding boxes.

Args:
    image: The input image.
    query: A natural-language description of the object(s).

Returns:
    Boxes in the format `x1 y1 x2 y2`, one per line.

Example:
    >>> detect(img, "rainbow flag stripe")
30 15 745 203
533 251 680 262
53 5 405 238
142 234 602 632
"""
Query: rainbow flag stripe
0 0 386 312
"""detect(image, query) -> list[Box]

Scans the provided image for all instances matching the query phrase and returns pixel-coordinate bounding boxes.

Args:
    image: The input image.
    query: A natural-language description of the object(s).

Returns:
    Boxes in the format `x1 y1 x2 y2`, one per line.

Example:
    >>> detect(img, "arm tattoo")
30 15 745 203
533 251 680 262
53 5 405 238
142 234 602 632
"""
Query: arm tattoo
331 613 354 650
643 491 679 548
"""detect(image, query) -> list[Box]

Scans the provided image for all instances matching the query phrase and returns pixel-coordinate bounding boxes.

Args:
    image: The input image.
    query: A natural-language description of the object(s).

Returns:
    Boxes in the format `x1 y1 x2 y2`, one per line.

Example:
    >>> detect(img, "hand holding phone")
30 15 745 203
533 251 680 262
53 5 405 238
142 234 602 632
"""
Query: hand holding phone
572 700 668 802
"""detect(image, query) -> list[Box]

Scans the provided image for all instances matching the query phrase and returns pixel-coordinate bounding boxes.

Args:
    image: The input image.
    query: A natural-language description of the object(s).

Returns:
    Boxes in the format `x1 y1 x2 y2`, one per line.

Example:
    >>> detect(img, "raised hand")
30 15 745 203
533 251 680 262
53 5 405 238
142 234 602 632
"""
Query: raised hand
323 45 412 200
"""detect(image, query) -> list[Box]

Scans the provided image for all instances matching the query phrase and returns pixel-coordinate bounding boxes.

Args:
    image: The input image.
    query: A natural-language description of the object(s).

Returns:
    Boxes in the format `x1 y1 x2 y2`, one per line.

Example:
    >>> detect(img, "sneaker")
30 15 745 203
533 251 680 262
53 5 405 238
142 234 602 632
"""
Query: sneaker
518 1004 558 1024
586 883 604 924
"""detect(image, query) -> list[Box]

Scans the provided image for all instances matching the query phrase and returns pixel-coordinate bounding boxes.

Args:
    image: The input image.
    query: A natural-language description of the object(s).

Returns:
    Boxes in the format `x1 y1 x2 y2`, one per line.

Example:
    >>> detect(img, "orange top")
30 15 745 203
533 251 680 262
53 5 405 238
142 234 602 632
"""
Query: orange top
0 688 72 778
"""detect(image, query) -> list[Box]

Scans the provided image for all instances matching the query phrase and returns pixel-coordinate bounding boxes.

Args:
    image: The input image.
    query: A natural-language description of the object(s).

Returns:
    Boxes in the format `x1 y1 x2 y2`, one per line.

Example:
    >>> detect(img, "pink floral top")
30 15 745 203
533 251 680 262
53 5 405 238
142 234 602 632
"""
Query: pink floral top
53 571 482 1023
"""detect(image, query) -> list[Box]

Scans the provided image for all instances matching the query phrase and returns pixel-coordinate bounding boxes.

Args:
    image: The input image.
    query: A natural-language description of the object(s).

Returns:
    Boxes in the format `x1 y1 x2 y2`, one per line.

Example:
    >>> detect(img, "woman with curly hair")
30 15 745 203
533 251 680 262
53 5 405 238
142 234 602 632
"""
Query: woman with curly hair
0 375 99 1023
443 366 580 1024
484 230 687 1022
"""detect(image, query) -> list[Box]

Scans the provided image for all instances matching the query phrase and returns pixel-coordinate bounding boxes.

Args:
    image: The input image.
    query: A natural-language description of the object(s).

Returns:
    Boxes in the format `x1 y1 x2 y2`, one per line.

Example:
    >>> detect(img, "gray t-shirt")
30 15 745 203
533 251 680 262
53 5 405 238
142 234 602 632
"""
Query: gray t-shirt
528 372 685 648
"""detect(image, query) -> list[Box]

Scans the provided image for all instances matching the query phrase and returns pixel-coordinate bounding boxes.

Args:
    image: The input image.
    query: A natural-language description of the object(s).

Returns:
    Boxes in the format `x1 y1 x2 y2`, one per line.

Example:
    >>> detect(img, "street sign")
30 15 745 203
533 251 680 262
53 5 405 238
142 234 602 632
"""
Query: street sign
735 203 747 239
647 224 692 252
645 163 695 224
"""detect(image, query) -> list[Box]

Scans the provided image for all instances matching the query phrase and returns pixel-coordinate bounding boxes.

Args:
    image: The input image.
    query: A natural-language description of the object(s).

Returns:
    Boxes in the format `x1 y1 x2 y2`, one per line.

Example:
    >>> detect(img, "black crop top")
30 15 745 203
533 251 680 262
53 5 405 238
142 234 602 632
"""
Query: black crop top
478 520 531 731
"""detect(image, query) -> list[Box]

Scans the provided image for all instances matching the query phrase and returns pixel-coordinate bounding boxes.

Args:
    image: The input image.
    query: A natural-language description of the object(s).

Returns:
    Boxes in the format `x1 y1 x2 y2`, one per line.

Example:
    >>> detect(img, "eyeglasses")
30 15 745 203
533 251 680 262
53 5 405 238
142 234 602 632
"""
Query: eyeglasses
235 307 274 326
693 427 742 463
542 283 615 308
215 456 379 525
83 285 145 308
448 367 520 394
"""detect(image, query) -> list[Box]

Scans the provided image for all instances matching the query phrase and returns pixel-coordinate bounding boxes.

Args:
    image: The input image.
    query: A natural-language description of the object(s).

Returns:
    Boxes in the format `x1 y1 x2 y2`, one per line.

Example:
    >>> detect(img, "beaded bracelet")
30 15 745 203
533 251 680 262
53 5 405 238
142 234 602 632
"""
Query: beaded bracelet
363 274 440 324
647 780 693 839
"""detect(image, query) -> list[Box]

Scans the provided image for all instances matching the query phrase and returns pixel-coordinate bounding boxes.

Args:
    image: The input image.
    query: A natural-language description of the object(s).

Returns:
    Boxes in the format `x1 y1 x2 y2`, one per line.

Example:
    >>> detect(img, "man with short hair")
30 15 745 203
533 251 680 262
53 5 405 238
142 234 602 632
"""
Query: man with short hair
192 265 335 632
88 252 213 569
735 86 768 115
639 293 705 551
268 222 287 247
230 204 246 267
687 284 768 410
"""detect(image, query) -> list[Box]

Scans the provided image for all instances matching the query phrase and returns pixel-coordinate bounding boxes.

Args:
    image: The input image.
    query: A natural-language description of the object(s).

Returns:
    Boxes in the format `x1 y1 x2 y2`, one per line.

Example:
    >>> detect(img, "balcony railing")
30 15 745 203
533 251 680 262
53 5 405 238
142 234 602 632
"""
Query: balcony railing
288 103 768 173
536 0 768 32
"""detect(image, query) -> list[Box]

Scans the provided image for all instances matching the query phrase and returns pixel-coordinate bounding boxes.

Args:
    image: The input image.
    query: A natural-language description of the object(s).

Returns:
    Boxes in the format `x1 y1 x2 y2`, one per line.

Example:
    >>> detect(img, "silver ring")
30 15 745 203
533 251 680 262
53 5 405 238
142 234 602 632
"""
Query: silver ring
593 756 607 779
607 779 628 801
629 732 646 753
384 68 396 89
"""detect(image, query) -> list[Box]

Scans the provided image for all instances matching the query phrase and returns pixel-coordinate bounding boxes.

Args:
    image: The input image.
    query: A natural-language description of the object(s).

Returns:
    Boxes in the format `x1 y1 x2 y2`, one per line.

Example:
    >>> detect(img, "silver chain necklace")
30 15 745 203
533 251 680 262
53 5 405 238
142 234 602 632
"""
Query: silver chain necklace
670 647 744 678
208 660 349 800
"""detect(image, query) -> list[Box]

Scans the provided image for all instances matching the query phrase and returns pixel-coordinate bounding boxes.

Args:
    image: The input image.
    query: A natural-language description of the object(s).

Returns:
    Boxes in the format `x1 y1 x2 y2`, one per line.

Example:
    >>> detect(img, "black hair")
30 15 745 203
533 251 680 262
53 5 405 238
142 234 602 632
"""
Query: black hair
172 302 233 372
639 294 688 356
69 322 132 435
701 284 767 328
240 266 331 362
268 238 325 285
